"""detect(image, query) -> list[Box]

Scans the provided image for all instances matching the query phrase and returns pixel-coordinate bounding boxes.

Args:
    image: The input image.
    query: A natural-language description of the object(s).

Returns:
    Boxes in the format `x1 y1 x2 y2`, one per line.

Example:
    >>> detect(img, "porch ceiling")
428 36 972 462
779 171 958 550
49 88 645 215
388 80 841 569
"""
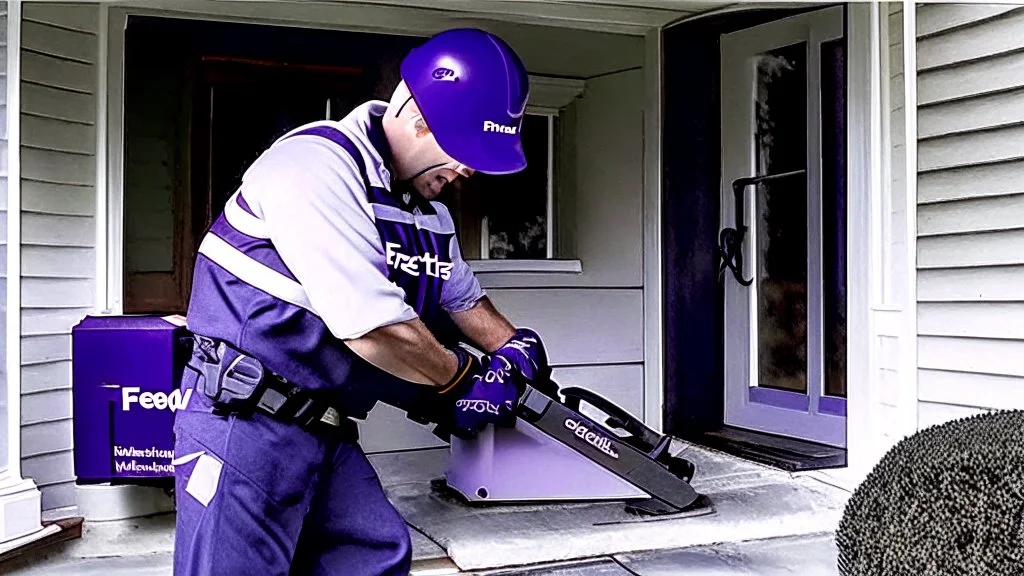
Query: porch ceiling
211 0 739 35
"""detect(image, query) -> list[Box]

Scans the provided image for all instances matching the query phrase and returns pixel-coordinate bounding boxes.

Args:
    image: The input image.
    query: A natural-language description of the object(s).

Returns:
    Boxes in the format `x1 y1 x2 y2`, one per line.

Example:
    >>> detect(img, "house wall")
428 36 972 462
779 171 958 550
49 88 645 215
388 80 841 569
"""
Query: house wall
912 4 1024 428
17 2 100 515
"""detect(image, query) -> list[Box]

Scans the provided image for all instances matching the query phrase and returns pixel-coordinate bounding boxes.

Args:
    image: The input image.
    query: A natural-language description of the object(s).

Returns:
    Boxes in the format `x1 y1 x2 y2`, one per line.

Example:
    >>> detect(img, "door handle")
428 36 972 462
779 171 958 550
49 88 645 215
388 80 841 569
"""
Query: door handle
718 169 806 286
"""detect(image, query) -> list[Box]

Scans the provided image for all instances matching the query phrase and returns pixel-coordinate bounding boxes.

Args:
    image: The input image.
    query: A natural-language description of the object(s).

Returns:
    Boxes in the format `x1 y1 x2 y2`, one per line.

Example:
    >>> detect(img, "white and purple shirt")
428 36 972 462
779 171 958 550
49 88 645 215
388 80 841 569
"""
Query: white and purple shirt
185 101 485 417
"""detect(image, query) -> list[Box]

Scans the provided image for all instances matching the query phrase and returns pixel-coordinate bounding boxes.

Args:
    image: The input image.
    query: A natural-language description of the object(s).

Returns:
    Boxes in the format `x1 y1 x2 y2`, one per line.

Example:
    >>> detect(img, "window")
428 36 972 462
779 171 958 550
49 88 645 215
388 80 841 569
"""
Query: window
439 74 585 274
440 113 556 261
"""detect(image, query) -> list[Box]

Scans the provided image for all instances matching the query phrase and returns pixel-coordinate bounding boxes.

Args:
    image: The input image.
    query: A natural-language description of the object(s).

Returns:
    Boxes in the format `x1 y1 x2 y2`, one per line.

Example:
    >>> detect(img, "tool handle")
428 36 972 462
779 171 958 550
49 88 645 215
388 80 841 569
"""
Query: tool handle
559 386 664 453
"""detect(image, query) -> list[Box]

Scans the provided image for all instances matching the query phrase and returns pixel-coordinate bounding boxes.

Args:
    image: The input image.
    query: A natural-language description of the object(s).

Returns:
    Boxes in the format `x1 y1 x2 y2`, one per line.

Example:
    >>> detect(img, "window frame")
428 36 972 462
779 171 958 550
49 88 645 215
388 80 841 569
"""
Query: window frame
473 110 555 262
465 77 585 275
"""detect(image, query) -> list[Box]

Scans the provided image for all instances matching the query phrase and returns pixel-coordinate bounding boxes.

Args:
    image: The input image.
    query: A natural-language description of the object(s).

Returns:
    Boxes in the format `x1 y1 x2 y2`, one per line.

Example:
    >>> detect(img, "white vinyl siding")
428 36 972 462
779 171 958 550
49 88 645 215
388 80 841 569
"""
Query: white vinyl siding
19 2 99 513
914 5 1024 426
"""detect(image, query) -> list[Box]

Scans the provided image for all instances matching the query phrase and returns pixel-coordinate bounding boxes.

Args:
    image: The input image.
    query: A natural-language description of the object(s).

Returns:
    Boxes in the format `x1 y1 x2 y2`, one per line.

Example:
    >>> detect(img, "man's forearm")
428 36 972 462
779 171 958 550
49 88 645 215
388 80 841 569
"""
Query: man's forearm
344 318 460 386
451 297 516 353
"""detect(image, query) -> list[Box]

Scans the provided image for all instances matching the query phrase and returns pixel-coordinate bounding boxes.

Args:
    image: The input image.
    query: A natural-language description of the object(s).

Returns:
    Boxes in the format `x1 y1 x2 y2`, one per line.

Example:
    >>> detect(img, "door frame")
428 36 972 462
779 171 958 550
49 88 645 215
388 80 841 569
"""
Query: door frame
660 2 894 484
719 5 847 448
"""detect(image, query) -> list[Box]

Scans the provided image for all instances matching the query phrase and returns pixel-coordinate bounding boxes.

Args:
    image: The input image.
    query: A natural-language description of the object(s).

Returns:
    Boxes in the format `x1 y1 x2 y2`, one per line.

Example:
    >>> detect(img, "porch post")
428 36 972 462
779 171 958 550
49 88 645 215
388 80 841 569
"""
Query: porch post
0 0 45 550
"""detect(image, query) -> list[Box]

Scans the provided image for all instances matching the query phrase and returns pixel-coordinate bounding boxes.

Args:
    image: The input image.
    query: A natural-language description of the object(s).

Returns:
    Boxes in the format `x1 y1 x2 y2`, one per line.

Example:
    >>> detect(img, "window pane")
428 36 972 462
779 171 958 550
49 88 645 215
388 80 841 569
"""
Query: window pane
754 41 808 394
822 38 847 399
448 114 550 260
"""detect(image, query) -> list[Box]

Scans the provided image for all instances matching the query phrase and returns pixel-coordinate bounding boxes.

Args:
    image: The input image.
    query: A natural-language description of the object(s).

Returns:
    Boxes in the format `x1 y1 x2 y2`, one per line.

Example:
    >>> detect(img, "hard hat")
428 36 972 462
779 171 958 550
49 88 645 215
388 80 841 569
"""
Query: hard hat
400 28 529 175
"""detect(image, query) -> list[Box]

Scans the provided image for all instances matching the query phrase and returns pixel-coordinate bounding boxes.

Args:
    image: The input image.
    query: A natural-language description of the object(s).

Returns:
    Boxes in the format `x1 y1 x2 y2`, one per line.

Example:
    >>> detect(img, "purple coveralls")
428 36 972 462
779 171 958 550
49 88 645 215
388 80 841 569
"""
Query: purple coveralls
171 101 486 575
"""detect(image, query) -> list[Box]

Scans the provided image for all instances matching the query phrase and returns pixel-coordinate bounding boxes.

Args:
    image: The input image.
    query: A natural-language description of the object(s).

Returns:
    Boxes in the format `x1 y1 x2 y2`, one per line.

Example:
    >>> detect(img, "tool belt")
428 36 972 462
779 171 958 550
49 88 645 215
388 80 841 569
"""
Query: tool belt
186 334 357 441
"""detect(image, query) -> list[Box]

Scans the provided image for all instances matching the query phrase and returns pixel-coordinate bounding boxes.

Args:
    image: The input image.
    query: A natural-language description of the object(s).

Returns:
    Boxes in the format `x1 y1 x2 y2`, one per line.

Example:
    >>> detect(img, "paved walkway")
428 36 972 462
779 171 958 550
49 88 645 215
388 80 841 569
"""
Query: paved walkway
2 532 839 575
0 443 849 575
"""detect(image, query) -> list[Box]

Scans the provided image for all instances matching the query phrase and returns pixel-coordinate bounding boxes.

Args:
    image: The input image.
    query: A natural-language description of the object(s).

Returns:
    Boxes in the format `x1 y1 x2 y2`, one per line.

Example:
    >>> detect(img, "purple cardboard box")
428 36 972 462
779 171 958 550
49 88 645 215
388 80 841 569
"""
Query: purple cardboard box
72 314 191 484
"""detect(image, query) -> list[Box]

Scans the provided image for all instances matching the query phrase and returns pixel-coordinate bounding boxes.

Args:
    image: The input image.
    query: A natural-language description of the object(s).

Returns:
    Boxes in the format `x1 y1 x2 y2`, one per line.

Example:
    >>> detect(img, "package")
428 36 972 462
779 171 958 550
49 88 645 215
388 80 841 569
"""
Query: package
72 314 191 484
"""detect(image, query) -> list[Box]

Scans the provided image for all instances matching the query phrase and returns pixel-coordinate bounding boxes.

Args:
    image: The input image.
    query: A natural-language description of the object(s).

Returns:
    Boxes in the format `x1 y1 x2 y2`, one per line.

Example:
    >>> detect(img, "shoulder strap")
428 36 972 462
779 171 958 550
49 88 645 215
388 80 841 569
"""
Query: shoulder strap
280 125 373 192
280 124 437 215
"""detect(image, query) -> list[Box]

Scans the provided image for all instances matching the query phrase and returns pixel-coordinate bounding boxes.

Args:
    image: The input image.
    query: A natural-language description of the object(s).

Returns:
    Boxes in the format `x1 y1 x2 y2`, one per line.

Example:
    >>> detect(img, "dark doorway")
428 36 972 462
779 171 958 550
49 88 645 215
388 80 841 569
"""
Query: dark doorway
121 17 421 314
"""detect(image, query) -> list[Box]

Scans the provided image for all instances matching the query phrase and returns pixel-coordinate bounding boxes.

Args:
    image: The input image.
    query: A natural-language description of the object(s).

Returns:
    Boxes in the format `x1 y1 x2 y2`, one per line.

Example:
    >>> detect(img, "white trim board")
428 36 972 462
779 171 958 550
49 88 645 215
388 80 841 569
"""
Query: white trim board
469 260 583 275
528 76 586 111
3 0 24 489
105 7 126 314
825 1 888 486
96 2 111 313
642 26 663 431
900 0 920 439
102 0 699 36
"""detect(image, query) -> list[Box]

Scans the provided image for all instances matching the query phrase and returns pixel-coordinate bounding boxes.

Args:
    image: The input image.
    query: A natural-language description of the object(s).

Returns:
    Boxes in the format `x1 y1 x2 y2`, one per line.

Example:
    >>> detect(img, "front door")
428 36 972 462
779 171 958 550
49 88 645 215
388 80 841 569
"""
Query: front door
719 6 847 448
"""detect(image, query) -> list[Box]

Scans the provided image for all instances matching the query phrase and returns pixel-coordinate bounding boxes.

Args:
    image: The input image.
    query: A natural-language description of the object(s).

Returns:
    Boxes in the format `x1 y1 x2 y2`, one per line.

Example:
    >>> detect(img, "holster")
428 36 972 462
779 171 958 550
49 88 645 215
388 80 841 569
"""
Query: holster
186 335 357 441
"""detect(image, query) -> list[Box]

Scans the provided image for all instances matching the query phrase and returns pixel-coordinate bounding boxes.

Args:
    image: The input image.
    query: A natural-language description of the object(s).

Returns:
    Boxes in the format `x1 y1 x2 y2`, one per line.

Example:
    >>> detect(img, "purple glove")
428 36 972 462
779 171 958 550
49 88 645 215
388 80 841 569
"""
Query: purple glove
493 327 550 384
438 349 523 436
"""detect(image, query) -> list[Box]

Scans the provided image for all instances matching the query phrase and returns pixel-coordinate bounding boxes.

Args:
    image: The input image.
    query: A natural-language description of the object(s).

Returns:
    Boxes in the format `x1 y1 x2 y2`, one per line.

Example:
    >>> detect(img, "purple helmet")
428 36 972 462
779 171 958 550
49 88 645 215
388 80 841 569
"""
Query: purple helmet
400 28 529 175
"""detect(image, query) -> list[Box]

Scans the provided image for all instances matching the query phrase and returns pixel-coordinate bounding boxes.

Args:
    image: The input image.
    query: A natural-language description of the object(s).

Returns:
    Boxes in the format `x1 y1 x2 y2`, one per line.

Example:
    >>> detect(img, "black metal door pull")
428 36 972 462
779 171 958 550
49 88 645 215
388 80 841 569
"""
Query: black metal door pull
718 169 806 286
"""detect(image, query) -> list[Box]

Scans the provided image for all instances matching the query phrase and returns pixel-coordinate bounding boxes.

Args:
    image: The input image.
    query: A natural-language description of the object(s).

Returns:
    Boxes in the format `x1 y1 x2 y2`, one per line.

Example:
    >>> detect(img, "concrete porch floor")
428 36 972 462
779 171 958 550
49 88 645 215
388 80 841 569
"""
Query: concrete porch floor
1 442 851 575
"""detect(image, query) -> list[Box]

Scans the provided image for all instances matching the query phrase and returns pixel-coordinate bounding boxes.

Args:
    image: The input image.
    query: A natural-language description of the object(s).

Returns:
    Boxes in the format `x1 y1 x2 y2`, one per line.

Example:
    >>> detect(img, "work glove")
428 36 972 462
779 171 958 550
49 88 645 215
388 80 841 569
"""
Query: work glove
438 347 523 437
493 327 551 385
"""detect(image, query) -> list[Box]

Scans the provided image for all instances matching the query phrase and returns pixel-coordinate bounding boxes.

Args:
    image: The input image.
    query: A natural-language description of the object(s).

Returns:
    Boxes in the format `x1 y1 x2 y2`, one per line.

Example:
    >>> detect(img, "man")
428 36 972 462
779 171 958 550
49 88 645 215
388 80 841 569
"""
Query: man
171 28 550 576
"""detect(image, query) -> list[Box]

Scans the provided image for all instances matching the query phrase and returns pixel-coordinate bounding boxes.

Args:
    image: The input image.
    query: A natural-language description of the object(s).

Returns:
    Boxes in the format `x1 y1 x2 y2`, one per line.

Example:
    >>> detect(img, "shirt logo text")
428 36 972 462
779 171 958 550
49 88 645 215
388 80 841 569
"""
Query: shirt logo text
385 242 452 279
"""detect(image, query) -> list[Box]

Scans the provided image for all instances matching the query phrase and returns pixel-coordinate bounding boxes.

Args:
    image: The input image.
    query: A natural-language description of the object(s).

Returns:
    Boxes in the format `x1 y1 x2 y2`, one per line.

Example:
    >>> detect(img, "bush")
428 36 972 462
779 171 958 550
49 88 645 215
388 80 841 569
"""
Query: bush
837 410 1024 576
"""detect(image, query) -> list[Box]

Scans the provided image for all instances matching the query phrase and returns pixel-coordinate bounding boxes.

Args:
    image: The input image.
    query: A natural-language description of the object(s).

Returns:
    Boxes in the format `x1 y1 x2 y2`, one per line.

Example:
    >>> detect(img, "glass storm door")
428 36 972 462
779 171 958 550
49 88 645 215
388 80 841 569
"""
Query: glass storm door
719 6 847 448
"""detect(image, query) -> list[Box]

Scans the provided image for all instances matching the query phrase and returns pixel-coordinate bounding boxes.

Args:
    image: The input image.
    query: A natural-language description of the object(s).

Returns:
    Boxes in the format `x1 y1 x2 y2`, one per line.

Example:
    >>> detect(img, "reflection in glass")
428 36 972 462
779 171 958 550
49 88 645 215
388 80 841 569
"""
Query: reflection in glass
754 42 808 394
441 114 551 260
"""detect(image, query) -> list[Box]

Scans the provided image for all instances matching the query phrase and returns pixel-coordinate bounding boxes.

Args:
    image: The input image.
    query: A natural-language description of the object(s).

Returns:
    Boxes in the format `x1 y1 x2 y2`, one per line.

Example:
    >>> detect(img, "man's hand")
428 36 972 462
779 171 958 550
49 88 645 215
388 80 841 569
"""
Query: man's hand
493 327 550 384
439 350 523 436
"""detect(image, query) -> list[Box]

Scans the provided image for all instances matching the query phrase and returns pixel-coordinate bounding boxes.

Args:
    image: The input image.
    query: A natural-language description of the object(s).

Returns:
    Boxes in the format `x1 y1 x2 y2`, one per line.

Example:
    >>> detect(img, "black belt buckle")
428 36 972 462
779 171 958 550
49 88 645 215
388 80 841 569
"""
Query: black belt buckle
256 375 355 440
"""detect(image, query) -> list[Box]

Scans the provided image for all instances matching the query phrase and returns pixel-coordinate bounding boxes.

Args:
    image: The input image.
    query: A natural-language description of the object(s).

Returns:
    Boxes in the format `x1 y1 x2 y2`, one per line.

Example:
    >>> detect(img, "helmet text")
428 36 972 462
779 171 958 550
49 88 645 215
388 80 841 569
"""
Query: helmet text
483 120 517 135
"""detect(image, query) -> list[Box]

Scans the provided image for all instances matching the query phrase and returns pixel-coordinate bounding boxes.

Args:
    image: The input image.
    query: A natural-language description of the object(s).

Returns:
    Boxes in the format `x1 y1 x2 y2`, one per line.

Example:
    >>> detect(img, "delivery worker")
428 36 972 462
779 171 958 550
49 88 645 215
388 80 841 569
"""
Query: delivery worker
171 28 550 576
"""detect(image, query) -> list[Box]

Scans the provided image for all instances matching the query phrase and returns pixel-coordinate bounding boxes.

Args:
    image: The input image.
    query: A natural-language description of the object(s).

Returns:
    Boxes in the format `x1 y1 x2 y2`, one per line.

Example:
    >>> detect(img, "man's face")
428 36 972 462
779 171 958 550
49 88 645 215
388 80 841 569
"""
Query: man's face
410 163 475 200
382 83 478 200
